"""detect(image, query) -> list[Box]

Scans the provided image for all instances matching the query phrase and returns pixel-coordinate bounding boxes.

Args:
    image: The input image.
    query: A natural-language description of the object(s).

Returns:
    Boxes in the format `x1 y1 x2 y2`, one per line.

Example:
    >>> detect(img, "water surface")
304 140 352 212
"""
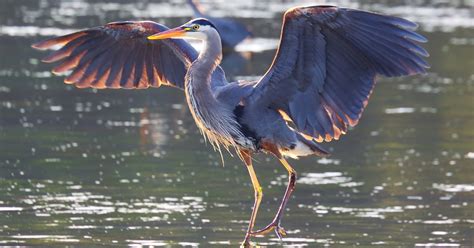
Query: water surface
1 0 473 246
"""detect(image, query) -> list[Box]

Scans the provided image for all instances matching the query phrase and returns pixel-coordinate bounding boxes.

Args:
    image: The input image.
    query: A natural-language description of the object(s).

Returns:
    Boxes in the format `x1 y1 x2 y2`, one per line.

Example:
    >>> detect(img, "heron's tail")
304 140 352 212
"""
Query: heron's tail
297 133 330 157
281 133 330 159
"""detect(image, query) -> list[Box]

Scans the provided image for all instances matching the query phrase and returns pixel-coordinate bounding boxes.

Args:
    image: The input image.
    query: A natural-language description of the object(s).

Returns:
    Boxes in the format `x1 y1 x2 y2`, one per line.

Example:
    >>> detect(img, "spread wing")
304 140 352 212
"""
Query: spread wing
32 21 198 89
247 6 429 142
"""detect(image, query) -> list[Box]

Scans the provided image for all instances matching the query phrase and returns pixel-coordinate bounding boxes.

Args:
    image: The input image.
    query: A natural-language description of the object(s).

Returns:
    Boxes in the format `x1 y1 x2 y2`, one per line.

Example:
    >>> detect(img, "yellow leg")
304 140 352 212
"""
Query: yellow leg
252 157 296 239
240 150 263 247
279 157 296 175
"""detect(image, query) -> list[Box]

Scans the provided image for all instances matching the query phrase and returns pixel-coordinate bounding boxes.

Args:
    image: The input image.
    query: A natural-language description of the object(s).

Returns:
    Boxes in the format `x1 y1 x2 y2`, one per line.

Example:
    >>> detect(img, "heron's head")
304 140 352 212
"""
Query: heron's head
148 18 218 41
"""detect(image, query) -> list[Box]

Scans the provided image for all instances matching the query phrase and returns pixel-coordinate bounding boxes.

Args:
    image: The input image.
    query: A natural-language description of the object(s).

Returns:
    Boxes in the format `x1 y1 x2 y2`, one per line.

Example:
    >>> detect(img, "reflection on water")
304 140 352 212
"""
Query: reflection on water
1 0 473 246
23 191 205 215
433 183 474 193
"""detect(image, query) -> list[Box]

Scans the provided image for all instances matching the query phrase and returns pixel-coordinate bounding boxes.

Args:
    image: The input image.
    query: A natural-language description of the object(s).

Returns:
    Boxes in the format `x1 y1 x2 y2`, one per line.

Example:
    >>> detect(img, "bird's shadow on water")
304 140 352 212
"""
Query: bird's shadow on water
221 51 252 78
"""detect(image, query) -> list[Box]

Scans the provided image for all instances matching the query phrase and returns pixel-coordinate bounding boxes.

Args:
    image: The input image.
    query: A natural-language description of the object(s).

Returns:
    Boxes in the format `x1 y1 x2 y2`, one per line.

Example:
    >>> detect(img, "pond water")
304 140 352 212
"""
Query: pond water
0 0 473 247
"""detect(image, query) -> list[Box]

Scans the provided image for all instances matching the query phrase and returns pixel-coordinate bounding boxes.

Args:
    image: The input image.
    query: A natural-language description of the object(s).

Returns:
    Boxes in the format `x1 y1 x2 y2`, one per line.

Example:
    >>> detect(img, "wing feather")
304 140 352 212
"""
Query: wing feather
41 35 90 63
32 21 201 90
247 6 429 142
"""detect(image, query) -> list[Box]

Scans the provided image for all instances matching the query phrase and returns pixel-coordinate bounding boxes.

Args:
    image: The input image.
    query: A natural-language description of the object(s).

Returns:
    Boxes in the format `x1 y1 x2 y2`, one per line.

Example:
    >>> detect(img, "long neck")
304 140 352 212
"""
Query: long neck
185 28 223 124
185 30 241 149
186 29 222 90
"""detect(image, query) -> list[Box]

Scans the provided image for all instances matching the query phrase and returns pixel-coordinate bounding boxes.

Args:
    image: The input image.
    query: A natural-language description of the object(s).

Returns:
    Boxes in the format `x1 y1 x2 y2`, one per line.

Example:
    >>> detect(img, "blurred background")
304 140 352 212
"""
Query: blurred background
0 0 473 246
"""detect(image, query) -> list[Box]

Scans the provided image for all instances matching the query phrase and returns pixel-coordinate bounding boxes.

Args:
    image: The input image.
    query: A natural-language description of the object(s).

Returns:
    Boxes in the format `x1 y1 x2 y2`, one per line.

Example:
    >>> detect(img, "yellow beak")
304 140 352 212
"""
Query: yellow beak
147 27 186 40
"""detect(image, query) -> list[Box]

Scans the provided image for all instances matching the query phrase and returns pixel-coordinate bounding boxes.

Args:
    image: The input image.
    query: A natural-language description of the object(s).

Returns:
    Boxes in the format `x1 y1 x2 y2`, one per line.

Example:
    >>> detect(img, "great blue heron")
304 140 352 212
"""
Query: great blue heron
32 5 428 245
187 0 251 49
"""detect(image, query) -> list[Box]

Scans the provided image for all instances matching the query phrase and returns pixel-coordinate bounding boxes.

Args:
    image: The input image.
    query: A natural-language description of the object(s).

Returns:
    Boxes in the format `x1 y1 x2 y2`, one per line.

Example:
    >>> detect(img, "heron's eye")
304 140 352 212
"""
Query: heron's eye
192 24 200 31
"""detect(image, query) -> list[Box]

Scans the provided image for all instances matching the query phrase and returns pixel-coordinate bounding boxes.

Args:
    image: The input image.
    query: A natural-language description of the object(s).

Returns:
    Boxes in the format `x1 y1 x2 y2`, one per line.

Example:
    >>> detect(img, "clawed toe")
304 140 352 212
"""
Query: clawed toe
250 222 287 240
274 225 287 239
240 239 251 248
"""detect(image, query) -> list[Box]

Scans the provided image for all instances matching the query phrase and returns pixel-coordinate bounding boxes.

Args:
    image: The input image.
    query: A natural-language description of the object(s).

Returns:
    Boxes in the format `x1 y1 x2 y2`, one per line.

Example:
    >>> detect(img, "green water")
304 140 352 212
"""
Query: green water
0 0 473 247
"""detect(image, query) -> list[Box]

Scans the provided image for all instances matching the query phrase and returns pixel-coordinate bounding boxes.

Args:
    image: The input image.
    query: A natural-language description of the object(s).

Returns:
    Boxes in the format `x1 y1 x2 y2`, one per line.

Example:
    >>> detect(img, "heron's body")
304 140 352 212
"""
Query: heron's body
177 22 320 157
32 5 428 245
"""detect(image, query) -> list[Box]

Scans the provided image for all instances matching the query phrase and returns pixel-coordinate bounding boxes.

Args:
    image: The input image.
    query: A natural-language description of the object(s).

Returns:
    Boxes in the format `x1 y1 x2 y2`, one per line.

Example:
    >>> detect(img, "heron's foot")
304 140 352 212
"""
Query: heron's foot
251 221 287 240
240 240 249 248
241 232 253 247
240 235 256 248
